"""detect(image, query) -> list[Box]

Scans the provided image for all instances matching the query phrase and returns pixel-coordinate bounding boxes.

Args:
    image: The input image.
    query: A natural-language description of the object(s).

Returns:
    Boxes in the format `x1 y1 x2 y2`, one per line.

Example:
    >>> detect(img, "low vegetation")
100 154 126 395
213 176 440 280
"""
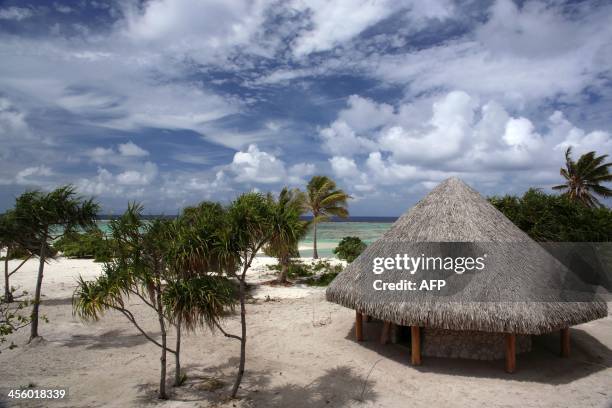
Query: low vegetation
333 236 366 262
0 246 31 261
266 259 344 286
53 228 114 262
0 294 31 352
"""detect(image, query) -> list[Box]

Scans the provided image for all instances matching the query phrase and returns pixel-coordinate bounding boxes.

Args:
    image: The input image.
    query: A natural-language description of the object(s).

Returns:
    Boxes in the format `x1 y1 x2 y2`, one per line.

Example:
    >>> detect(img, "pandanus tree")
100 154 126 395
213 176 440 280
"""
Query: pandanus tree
73 204 236 399
0 211 33 303
265 188 310 283
164 203 237 387
177 197 277 398
553 147 612 207
304 176 350 258
224 192 275 398
74 205 174 398
12 186 98 340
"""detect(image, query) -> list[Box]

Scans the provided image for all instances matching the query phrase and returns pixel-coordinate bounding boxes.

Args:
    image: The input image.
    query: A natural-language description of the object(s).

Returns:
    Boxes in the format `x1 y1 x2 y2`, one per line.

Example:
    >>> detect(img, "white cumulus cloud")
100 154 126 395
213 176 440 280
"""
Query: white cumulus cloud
118 141 149 157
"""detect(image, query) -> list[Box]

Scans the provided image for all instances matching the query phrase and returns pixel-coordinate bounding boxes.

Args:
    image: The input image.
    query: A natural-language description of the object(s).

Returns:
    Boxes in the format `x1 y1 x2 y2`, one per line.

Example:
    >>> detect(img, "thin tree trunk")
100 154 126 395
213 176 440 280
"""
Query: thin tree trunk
231 274 247 398
313 221 318 259
155 279 168 399
158 332 167 399
174 318 182 386
4 246 12 303
278 255 288 283
30 239 46 341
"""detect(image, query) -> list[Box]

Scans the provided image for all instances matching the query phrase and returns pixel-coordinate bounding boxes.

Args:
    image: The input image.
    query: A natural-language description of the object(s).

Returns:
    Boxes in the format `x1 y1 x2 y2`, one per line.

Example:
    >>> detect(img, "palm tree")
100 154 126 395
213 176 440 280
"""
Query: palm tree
304 176 350 259
266 188 310 283
553 147 612 207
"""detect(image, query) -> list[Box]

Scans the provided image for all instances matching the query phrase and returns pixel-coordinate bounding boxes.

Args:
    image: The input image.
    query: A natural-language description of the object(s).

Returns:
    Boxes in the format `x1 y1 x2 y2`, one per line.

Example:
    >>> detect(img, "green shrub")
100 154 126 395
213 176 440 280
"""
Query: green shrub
304 262 344 286
0 246 31 260
333 236 366 262
0 245 56 260
266 259 343 285
263 243 300 258
305 260 343 286
53 228 114 262
266 261 314 278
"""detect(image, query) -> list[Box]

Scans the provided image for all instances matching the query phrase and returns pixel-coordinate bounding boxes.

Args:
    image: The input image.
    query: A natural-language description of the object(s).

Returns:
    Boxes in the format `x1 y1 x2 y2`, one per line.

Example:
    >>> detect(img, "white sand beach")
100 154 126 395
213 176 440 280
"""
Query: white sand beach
1 256 611 407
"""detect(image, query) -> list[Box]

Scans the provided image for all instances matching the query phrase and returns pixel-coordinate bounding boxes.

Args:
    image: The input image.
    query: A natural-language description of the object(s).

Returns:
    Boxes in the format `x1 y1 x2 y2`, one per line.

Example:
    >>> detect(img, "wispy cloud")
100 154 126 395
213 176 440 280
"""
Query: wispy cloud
0 7 35 21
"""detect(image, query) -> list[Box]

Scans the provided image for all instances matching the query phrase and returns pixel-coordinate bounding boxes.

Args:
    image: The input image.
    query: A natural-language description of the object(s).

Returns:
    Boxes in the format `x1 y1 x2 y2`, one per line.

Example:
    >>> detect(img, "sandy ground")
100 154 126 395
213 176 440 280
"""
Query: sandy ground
1 257 611 408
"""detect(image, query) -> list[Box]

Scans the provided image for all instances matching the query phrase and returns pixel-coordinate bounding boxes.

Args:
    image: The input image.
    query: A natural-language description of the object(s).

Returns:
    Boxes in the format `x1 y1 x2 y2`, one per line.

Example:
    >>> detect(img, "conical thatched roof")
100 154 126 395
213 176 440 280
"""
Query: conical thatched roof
326 177 607 335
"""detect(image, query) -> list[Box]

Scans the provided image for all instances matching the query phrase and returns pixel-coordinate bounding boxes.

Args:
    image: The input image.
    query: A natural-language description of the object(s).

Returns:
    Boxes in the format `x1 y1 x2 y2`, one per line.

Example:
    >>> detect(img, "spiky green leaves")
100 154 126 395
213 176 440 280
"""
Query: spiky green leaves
553 147 612 208
305 176 350 221
162 276 236 331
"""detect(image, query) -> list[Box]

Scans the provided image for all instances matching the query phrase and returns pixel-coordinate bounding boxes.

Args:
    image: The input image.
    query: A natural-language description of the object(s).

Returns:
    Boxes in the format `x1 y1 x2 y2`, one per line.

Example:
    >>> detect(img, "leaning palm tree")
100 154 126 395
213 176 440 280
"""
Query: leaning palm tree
266 188 310 283
553 147 612 207
304 176 350 259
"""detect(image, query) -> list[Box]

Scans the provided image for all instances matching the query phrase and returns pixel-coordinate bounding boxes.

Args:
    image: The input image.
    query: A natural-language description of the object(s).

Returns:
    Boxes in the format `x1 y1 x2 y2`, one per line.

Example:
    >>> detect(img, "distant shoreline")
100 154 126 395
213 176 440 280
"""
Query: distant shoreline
96 215 399 223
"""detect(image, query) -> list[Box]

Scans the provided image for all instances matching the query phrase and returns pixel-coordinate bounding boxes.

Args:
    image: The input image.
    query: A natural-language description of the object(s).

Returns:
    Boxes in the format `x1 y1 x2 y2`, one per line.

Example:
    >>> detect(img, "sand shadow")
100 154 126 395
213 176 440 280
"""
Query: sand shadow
345 320 611 385
63 329 152 350
133 359 378 406
132 358 260 404
38 297 74 307
249 365 378 407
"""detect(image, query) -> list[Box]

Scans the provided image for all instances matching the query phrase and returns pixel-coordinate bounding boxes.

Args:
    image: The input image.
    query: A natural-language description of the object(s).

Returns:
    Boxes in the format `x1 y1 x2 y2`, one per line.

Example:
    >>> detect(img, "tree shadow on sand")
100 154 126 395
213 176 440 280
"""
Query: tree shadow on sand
62 329 152 350
37 297 74 307
251 365 378 407
133 359 378 407
346 320 611 385
133 357 251 405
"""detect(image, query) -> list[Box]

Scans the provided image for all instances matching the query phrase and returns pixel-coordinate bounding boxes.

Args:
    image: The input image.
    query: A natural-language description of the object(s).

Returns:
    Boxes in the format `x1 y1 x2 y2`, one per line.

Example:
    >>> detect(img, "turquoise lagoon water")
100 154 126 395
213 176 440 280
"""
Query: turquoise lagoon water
95 220 395 259
299 222 393 258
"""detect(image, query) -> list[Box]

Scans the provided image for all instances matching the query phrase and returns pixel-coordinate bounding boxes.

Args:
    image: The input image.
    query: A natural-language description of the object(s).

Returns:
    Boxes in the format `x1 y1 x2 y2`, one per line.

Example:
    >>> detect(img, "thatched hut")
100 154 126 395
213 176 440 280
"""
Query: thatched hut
326 177 607 372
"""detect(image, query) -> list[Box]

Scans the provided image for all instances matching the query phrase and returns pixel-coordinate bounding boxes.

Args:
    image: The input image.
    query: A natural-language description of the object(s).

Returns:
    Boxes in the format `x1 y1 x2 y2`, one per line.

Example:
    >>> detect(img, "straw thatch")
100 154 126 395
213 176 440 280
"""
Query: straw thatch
326 177 607 335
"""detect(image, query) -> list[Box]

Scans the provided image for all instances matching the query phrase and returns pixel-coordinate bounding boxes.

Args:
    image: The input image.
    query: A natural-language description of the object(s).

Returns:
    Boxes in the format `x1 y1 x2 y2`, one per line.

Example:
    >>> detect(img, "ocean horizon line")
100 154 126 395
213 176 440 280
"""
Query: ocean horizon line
95 215 399 222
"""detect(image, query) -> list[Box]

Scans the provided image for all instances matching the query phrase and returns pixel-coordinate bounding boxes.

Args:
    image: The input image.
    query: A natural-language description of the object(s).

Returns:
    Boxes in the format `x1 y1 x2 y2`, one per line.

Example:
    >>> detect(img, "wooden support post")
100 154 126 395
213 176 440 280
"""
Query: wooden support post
380 321 391 344
505 333 516 373
390 323 398 344
355 311 364 341
411 326 421 366
560 328 570 358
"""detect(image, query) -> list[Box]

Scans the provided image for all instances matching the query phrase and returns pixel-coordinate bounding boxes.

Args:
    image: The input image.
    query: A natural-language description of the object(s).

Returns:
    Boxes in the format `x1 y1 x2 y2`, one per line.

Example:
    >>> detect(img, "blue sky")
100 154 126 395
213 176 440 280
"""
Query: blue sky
0 0 610 216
